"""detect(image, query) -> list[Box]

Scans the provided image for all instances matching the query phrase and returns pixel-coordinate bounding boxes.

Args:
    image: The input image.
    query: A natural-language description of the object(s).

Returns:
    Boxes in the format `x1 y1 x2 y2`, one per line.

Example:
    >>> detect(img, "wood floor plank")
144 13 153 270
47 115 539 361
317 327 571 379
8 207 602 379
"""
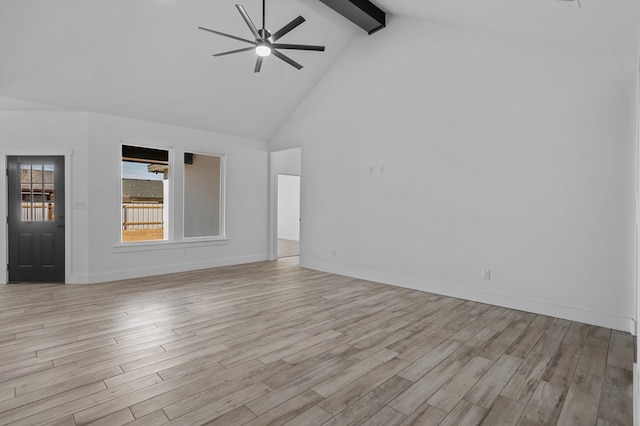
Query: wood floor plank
8 365 123 409
0 361 75 395
105 343 229 387
319 356 409 415
439 399 488 426
481 395 525 425
243 389 323 426
321 376 413 426
556 326 611 425
398 402 447 426
200 406 256 426
606 330 634 371
281 405 332 426
517 381 566 425
311 348 398 398
57 375 163 425
542 322 589 388
596 364 633 426
465 353 523 409
395 328 455 363
257 329 343 365
505 317 548 359
500 323 568 405
0 360 53 384
43 415 77 426
130 360 287 419
427 356 494 412
125 409 170 426
389 344 476 415
246 357 356 416
361 405 407 425
0 381 107 426
164 383 270 425
477 312 535 362
398 339 462 382
0 260 631 425
0 388 14 403
84 407 135 426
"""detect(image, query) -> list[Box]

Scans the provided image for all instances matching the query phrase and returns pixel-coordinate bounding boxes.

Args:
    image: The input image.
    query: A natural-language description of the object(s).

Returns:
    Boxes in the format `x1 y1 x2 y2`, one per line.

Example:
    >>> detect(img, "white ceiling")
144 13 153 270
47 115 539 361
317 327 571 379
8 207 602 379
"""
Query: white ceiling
1 0 638 141
376 0 640 53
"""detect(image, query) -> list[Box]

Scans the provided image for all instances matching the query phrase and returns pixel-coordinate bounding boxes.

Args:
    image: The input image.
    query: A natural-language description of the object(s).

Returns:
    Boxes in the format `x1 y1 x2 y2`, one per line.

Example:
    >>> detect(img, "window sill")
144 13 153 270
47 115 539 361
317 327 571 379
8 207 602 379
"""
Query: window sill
113 238 230 253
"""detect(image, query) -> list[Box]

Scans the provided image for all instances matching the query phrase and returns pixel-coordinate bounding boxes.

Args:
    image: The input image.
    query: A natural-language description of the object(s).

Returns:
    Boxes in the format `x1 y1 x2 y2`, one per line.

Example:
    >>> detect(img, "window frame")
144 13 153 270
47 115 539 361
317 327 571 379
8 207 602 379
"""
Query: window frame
120 143 171 245
182 150 227 242
114 142 229 252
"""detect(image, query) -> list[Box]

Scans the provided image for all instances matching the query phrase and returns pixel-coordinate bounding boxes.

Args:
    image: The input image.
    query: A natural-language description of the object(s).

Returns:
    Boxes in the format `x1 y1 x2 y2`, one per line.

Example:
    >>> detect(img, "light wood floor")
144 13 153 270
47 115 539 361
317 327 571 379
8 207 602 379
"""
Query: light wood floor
0 258 633 425
277 239 300 258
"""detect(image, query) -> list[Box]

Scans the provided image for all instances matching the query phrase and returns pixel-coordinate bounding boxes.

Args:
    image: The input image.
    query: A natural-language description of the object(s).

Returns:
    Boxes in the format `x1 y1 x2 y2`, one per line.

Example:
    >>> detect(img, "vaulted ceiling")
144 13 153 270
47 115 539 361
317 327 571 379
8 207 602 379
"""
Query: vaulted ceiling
1 0 638 141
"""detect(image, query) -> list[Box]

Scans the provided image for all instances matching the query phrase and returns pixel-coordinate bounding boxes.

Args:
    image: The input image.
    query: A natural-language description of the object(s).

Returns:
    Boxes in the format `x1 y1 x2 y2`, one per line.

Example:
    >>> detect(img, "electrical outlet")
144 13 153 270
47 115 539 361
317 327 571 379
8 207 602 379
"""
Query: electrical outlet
482 269 491 280
368 166 374 175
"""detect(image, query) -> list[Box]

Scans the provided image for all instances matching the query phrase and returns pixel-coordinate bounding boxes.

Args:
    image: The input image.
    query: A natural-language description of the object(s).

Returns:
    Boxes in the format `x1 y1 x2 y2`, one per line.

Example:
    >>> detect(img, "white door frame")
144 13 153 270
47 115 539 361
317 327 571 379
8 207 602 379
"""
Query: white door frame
269 147 301 261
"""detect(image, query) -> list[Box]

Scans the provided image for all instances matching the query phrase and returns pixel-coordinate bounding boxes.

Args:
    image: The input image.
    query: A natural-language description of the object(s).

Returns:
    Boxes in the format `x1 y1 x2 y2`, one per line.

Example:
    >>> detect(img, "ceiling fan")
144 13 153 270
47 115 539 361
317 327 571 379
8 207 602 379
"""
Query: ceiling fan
198 0 326 73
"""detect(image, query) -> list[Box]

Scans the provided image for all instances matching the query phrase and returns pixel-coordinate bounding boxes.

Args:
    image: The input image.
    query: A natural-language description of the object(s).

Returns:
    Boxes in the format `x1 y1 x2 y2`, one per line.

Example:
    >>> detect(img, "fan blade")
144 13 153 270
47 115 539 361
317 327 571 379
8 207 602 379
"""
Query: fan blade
214 46 256 57
235 5 261 40
254 56 263 73
270 16 305 42
272 43 325 51
272 49 303 70
198 27 255 45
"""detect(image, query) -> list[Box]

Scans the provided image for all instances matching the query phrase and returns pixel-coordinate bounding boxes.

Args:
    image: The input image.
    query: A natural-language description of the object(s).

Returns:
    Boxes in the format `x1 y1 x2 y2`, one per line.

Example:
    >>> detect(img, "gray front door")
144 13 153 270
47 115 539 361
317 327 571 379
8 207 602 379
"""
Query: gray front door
7 156 65 282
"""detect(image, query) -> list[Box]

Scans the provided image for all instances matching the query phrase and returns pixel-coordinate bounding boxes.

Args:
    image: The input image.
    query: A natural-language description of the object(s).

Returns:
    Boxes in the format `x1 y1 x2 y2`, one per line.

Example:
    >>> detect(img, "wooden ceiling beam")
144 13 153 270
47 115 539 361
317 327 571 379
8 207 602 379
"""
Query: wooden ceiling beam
318 0 386 35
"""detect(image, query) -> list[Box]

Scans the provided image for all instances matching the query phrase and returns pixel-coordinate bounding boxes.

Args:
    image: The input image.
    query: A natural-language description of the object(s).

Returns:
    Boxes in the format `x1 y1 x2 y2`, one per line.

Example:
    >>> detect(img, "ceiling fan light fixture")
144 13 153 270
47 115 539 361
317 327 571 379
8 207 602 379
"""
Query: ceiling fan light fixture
256 44 272 57
199 0 324 71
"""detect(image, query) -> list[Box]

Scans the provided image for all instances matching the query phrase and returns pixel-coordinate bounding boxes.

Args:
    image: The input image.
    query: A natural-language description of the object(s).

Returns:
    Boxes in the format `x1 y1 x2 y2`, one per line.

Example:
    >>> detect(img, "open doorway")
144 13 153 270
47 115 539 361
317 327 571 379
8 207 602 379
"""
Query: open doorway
271 147 301 261
277 174 300 258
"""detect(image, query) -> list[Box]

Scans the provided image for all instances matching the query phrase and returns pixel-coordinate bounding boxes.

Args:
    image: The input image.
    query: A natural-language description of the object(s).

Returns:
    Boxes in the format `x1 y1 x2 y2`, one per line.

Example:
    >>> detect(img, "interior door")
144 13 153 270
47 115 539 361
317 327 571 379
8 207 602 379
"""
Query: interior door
7 156 65 282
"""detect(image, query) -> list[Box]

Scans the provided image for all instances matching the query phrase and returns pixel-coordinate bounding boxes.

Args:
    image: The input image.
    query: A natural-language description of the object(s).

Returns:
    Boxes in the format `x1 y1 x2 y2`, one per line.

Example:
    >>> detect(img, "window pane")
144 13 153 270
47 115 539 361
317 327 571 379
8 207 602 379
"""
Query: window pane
121 145 169 243
184 153 222 238
20 164 55 221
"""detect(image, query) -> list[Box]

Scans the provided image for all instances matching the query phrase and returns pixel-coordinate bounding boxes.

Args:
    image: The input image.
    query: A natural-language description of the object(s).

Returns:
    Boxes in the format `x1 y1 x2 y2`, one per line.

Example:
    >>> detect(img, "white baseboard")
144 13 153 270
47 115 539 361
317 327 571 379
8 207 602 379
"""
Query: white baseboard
66 274 91 284
85 255 268 284
301 259 635 333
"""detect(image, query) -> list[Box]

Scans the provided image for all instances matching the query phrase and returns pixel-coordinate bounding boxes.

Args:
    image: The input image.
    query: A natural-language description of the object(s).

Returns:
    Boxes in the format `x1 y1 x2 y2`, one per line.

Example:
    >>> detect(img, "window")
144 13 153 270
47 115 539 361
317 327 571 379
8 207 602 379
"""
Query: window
20 163 55 221
121 145 169 243
184 153 224 238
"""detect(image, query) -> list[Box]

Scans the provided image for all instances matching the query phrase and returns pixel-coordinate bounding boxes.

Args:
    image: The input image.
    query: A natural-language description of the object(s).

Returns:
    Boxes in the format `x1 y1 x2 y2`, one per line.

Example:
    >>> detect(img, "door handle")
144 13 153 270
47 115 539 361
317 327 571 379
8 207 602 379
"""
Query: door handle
57 224 64 229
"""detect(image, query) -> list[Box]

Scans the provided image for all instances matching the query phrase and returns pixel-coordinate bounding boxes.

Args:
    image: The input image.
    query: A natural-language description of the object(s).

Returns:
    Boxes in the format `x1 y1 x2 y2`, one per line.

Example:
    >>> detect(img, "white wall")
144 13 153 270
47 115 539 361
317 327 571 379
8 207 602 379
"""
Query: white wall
87 113 269 283
0 111 90 284
0 110 269 284
277 174 300 241
272 148 301 176
271 17 638 332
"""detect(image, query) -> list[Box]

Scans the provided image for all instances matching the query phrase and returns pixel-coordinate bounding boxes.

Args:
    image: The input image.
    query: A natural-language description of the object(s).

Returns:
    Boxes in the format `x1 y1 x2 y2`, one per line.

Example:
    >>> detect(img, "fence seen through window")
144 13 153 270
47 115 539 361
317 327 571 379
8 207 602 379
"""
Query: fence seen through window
121 145 168 243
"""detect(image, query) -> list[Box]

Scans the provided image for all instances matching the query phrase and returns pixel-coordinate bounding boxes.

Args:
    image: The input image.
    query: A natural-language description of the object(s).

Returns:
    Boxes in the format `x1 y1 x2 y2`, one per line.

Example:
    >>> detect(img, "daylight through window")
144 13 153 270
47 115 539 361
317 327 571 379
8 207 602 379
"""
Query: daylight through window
121 145 169 243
